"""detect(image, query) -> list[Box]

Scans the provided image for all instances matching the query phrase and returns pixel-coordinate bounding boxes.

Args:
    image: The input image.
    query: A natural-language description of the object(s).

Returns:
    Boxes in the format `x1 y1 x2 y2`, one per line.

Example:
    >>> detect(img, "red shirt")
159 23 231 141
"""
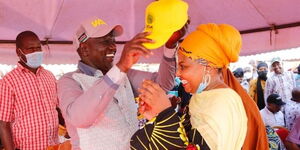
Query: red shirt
0 63 59 150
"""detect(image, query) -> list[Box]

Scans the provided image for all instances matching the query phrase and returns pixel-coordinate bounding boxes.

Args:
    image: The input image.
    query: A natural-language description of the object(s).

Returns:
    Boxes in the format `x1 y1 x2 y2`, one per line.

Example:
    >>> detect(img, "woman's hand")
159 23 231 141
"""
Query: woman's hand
138 80 171 120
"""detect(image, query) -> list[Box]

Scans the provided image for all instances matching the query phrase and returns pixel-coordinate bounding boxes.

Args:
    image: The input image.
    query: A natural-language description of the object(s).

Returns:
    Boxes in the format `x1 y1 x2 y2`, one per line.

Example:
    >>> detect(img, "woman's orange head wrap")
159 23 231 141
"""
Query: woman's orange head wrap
179 23 241 68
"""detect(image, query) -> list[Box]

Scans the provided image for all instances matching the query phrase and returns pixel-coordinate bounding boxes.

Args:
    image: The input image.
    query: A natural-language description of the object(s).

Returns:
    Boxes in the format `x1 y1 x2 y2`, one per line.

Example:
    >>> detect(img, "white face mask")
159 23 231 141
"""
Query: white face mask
19 49 44 68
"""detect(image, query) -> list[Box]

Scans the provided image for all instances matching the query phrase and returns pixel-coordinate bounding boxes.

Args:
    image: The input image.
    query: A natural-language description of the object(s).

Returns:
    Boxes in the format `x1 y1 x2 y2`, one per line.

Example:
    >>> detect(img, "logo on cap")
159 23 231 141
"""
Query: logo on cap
91 19 106 27
147 14 154 24
78 33 88 43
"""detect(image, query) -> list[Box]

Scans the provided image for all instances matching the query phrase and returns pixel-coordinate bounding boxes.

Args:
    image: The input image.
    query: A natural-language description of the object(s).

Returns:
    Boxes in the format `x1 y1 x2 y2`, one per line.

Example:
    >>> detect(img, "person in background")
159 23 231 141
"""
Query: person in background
0 31 59 150
265 57 296 103
249 62 269 110
295 64 300 87
244 65 254 83
249 59 258 79
233 67 249 92
233 67 244 83
260 94 286 127
285 87 300 130
285 116 300 150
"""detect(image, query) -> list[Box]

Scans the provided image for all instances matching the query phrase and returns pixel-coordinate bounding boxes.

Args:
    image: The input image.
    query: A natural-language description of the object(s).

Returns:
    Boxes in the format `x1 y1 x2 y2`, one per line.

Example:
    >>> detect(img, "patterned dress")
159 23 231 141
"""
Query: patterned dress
130 107 210 150
266 126 286 150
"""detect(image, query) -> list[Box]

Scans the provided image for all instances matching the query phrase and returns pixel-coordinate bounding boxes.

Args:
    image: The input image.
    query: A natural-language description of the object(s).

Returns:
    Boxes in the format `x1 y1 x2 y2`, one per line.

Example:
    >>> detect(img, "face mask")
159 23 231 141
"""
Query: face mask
196 81 208 93
196 68 211 94
258 71 268 81
175 77 181 86
244 72 252 80
19 49 44 68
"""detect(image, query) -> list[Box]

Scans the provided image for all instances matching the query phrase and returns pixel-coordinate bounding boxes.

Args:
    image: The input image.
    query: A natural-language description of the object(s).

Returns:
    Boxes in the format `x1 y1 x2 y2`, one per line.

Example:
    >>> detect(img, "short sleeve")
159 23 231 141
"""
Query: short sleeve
0 80 15 122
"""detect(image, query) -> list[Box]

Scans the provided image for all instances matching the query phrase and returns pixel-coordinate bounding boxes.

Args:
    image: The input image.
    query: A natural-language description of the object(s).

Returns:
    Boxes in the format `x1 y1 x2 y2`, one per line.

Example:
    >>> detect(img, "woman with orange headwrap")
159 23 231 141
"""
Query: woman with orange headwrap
130 24 268 150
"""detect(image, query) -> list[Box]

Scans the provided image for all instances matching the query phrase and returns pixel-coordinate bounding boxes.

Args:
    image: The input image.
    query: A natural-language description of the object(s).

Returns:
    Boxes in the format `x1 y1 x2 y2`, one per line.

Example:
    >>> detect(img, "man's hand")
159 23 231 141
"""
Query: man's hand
285 141 300 150
116 32 154 73
0 120 14 150
165 20 189 49
169 96 181 108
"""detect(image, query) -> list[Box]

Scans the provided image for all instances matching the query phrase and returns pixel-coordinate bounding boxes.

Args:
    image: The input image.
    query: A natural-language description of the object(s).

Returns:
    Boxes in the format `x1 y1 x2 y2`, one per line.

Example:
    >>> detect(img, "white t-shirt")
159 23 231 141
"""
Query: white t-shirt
260 107 285 127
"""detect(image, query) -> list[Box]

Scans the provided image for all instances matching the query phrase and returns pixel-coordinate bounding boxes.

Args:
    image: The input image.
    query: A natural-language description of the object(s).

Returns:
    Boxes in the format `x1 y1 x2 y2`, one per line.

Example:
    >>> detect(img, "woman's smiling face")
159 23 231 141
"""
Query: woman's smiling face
176 51 205 93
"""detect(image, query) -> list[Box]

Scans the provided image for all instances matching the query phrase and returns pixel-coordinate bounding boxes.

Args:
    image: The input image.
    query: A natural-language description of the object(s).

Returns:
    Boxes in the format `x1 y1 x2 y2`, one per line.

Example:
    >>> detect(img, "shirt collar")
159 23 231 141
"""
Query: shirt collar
264 107 280 115
273 72 284 76
264 107 273 114
16 62 43 74
78 61 103 77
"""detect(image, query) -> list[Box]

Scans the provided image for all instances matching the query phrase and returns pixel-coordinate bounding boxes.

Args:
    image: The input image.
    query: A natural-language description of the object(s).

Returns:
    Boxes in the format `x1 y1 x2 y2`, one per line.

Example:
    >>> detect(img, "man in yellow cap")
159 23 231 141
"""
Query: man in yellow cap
131 23 269 150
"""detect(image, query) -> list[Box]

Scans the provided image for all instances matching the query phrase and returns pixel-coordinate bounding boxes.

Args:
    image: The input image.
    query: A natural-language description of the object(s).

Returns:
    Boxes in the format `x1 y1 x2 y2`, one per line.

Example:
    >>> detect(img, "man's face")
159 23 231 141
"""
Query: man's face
249 60 256 68
17 36 42 62
258 66 268 72
84 32 116 73
235 76 243 83
268 103 282 113
272 62 282 74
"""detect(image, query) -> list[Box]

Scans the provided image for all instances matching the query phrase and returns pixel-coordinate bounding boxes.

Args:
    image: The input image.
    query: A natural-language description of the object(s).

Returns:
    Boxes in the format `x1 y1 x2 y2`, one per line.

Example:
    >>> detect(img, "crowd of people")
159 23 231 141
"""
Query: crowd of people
231 58 300 150
0 0 300 149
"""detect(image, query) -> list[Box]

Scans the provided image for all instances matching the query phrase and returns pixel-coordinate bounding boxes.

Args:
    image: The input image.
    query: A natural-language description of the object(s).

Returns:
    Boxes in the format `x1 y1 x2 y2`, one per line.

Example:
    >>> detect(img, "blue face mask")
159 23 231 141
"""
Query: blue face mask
196 71 211 94
196 81 208 93
175 77 181 86
19 49 44 68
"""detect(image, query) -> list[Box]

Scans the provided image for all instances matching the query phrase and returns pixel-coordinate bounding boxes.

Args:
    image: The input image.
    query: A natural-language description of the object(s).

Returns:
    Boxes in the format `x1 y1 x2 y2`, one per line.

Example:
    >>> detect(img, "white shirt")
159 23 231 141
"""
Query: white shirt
260 107 285 127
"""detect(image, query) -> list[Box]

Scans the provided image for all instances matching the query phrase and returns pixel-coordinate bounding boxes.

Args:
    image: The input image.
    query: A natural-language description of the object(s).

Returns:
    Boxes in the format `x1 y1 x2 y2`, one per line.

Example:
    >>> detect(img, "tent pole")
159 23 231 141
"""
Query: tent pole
240 22 300 34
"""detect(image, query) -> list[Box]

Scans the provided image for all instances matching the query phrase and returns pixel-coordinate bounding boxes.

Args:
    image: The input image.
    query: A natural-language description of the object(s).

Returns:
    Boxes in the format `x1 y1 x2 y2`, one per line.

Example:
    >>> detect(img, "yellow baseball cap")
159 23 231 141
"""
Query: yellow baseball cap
143 0 188 49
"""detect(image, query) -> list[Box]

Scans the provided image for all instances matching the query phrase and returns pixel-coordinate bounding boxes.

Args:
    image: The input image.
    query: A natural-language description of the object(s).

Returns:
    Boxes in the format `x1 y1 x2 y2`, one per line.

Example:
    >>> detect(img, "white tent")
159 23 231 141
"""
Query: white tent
1 0 300 64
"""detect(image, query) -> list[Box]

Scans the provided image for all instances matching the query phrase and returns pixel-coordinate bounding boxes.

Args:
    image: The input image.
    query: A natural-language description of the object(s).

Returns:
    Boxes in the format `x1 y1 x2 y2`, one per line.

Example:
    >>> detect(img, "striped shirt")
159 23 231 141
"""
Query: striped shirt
0 63 59 150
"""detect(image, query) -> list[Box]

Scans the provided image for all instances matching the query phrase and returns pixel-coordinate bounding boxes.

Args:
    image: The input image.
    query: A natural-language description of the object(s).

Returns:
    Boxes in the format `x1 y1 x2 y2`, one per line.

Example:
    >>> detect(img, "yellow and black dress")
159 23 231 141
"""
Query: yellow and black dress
130 107 210 150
